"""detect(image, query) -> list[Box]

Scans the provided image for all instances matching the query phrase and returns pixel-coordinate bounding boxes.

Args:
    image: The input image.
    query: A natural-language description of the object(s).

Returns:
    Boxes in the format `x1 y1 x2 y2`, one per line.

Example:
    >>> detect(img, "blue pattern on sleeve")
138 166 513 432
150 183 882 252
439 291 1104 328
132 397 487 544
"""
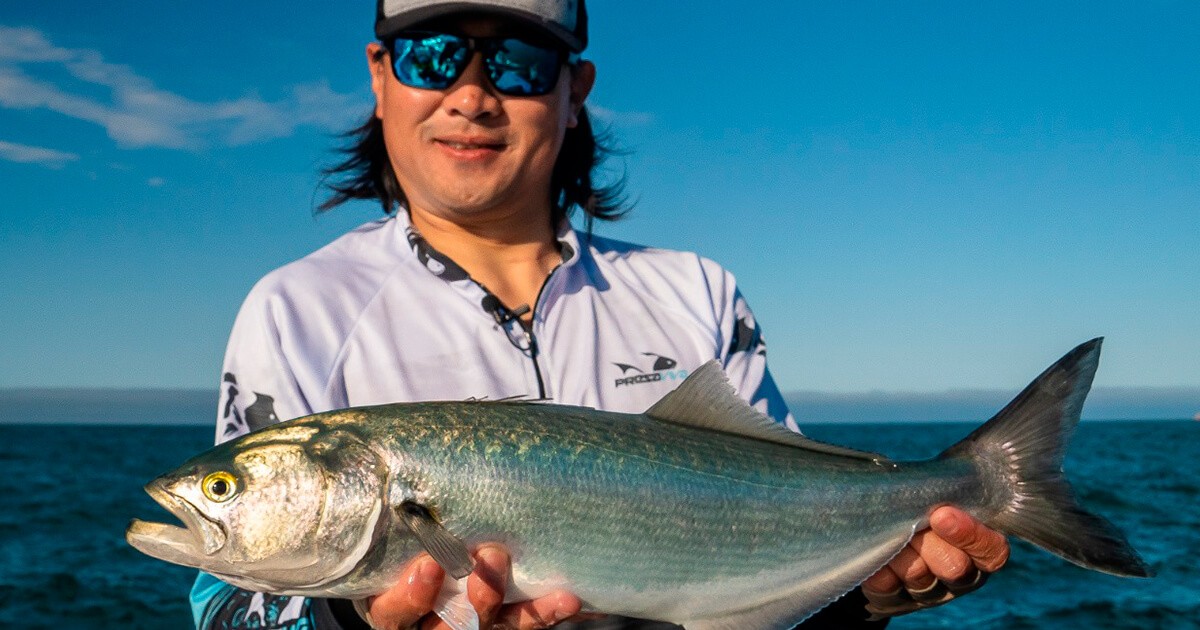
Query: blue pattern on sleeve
191 573 316 629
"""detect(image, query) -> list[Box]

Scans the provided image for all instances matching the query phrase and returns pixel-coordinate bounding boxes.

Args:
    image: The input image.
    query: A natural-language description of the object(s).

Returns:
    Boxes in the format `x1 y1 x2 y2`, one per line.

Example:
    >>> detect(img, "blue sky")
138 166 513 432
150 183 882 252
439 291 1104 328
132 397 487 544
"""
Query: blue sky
1 1 1197 397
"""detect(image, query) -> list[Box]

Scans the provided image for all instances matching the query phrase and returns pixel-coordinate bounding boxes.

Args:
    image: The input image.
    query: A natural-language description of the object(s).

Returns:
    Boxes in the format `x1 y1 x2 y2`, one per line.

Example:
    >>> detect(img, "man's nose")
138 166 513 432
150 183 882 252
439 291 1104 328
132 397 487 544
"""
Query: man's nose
443 55 502 121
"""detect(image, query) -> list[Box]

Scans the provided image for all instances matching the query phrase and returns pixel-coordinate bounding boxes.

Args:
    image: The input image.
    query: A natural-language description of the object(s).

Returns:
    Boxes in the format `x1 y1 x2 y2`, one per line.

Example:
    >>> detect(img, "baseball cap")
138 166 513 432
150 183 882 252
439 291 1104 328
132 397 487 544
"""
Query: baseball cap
375 0 589 52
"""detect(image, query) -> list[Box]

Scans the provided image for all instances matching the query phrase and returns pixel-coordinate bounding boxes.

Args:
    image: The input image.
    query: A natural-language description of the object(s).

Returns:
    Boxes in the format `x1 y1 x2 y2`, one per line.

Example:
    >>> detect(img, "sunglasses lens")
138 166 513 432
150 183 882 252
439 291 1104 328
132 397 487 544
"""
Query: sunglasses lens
392 34 470 89
484 39 563 96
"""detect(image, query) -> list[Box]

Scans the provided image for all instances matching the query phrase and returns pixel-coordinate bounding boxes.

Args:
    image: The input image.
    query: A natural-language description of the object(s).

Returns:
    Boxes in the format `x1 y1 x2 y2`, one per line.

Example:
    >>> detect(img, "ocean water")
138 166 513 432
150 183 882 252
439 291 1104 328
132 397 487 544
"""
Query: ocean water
0 418 1194 629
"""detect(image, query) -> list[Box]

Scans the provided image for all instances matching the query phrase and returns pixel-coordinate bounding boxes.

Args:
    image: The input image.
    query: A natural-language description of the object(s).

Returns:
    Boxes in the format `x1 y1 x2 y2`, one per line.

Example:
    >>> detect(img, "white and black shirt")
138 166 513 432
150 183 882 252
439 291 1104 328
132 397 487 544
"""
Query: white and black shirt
192 211 830 630
215 210 794 443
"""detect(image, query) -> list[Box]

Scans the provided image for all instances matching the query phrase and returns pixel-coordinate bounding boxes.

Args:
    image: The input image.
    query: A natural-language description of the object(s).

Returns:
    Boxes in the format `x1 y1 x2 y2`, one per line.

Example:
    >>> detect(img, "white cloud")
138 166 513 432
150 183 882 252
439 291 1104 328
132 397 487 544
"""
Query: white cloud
0 26 71 63
588 103 654 127
146 177 165 187
0 139 79 168
0 25 369 150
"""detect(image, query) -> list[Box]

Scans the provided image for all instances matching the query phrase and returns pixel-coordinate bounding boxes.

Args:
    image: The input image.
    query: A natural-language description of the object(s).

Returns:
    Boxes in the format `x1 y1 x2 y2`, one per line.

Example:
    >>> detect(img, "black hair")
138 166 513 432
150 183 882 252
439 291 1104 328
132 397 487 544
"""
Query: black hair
318 98 627 230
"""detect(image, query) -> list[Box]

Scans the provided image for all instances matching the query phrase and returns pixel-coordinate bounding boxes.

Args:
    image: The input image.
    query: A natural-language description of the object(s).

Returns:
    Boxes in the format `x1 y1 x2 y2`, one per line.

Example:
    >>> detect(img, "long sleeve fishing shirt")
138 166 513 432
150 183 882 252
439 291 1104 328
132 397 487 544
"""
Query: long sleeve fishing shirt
191 211 878 629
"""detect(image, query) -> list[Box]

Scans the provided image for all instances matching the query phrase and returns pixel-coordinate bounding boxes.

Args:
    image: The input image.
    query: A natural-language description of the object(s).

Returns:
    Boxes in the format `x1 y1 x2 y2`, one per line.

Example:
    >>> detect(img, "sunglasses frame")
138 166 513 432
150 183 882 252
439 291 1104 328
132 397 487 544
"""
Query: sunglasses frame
384 31 581 97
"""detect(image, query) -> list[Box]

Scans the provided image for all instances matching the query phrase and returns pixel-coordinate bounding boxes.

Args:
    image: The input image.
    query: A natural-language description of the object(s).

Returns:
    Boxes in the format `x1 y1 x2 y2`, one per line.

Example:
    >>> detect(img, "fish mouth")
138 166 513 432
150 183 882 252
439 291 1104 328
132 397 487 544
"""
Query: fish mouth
126 482 228 567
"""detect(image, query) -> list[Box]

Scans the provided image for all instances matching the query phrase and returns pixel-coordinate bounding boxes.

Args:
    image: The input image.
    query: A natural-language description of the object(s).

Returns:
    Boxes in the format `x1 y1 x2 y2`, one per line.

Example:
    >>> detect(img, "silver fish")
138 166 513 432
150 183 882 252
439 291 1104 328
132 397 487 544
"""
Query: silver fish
127 339 1151 629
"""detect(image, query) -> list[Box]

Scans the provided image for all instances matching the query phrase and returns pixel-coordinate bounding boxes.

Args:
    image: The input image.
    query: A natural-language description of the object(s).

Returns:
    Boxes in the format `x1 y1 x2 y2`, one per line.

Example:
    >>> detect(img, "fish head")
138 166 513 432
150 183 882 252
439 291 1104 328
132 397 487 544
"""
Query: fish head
127 423 388 592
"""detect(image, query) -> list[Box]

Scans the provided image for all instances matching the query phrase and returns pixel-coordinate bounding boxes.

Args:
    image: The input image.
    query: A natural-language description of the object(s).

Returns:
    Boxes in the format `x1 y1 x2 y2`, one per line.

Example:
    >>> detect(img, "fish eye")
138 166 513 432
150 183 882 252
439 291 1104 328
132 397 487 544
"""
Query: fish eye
202 471 239 502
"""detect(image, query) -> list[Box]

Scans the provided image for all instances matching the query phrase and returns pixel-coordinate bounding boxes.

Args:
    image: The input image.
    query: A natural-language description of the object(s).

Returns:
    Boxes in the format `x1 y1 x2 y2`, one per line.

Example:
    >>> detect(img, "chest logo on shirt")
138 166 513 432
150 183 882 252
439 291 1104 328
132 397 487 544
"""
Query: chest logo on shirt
613 353 689 388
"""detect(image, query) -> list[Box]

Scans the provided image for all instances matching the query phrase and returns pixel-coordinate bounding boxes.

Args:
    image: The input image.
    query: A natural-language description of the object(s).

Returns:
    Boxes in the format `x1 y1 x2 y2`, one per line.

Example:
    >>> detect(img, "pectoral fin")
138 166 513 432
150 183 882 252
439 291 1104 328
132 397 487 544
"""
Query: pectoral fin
396 501 476 579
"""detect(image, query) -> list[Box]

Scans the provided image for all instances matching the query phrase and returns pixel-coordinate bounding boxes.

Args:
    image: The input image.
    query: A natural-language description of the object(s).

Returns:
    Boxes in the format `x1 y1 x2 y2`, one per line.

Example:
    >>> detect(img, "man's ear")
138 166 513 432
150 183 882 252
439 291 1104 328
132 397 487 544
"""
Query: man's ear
567 60 596 128
366 42 389 119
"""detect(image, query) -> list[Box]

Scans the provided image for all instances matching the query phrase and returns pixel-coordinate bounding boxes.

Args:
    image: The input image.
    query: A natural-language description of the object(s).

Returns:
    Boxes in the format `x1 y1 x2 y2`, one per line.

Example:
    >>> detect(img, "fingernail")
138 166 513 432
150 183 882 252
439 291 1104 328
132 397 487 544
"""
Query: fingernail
932 510 960 537
906 578 940 596
477 545 507 572
416 557 442 586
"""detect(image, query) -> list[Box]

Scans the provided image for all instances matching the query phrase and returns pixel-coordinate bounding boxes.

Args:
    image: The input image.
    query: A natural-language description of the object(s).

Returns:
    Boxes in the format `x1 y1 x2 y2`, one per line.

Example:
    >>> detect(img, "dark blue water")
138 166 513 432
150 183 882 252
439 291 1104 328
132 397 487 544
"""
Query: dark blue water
803 420 1197 629
1 420 1194 629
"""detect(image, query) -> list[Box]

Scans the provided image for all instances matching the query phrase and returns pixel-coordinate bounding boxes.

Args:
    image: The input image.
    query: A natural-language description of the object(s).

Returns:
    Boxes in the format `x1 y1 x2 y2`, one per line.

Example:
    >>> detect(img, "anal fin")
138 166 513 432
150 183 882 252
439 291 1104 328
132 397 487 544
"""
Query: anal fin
352 575 479 630
434 574 479 630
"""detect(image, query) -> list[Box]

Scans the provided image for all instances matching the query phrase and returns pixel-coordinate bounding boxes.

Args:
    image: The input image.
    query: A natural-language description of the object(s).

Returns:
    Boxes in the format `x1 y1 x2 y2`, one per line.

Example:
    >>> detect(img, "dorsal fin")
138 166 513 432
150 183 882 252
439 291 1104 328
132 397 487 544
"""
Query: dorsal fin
645 361 891 465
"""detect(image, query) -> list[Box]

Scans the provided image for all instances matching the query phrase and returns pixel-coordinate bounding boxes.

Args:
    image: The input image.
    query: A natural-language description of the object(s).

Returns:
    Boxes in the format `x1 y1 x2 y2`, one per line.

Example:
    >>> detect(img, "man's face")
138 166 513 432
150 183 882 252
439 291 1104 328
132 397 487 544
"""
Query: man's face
367 16 595 226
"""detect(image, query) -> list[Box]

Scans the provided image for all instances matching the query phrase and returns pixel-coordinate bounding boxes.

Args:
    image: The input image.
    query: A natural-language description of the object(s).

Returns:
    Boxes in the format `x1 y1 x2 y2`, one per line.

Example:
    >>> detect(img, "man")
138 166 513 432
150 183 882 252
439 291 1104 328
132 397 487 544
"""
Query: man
195 1 1009 628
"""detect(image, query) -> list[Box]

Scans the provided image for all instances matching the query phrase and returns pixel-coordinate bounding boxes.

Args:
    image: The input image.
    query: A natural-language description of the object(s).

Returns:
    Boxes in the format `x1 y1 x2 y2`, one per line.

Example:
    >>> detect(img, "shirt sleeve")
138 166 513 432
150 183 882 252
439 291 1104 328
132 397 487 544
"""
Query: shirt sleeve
193 285 344 629
714 278 800 433
213 284 316 443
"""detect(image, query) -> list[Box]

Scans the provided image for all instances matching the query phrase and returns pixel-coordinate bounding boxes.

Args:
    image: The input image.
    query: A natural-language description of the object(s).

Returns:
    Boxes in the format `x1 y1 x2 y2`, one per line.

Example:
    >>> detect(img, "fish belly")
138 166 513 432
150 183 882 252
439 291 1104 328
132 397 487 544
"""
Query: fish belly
454 458 965 622
372 406 980 622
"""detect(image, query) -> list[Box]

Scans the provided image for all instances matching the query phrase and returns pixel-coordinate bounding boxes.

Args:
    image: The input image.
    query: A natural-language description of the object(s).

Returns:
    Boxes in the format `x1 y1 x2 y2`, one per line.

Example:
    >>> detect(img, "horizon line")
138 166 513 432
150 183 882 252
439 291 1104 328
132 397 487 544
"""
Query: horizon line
2 384 1198 396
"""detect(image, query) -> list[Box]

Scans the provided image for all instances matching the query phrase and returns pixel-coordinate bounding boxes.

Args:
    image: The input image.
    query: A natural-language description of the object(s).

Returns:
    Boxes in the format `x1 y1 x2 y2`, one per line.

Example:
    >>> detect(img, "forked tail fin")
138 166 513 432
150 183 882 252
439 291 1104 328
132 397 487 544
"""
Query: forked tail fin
939 338 1153 577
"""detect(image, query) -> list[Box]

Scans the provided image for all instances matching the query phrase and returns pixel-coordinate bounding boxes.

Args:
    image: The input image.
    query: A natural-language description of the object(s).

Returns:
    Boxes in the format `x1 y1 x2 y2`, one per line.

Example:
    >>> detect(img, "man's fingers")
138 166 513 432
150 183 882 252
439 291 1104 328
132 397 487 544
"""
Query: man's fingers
910 526 975 584
493 590 584 630
862 509 1008 619
861 566 918 619
929 506 1010 573
870 539 947 608
425 544 511 630
862 563 902 595
885 543 936 591
368 554 445 630
470 544 511 627
946 568 989 596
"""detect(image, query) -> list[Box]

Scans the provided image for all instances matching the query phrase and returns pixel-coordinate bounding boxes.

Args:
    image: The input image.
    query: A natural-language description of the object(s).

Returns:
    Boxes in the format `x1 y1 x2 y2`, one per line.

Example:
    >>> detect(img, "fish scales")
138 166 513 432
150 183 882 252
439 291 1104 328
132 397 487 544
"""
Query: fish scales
127 341 1151 629
326 402 980 609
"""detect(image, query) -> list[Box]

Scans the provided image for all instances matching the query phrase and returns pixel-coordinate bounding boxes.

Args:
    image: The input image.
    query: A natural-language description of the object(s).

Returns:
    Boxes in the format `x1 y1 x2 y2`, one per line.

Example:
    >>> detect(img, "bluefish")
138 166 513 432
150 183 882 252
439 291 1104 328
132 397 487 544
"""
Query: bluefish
127 338 1151 629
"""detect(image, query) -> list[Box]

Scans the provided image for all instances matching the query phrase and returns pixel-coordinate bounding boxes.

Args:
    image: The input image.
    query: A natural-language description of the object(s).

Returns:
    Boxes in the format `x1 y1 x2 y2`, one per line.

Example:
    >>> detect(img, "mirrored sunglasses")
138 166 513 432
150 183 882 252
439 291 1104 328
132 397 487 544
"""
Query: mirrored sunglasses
387 31 579 97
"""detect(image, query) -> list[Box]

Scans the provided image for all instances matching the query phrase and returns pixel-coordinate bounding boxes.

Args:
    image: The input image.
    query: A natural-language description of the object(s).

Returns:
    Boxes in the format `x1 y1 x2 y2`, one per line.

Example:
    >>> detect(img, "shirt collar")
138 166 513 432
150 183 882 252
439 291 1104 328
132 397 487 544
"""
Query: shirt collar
393 209 583 283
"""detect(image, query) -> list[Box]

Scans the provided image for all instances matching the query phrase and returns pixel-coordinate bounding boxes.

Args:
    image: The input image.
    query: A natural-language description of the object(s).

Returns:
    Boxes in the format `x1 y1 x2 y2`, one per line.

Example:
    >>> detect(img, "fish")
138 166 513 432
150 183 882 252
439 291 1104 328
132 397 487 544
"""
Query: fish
127 338 1151 630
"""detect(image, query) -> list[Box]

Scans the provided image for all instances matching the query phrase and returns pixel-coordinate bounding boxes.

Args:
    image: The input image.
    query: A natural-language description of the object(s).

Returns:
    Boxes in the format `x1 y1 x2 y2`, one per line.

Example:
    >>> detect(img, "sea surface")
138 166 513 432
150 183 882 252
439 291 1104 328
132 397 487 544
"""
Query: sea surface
1 417 1194 629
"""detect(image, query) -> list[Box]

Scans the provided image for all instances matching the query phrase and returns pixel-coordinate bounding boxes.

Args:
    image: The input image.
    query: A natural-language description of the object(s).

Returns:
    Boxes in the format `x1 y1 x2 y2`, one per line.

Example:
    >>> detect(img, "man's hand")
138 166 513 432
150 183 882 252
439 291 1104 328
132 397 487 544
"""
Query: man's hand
861 506 1010 618
364 544 586 630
